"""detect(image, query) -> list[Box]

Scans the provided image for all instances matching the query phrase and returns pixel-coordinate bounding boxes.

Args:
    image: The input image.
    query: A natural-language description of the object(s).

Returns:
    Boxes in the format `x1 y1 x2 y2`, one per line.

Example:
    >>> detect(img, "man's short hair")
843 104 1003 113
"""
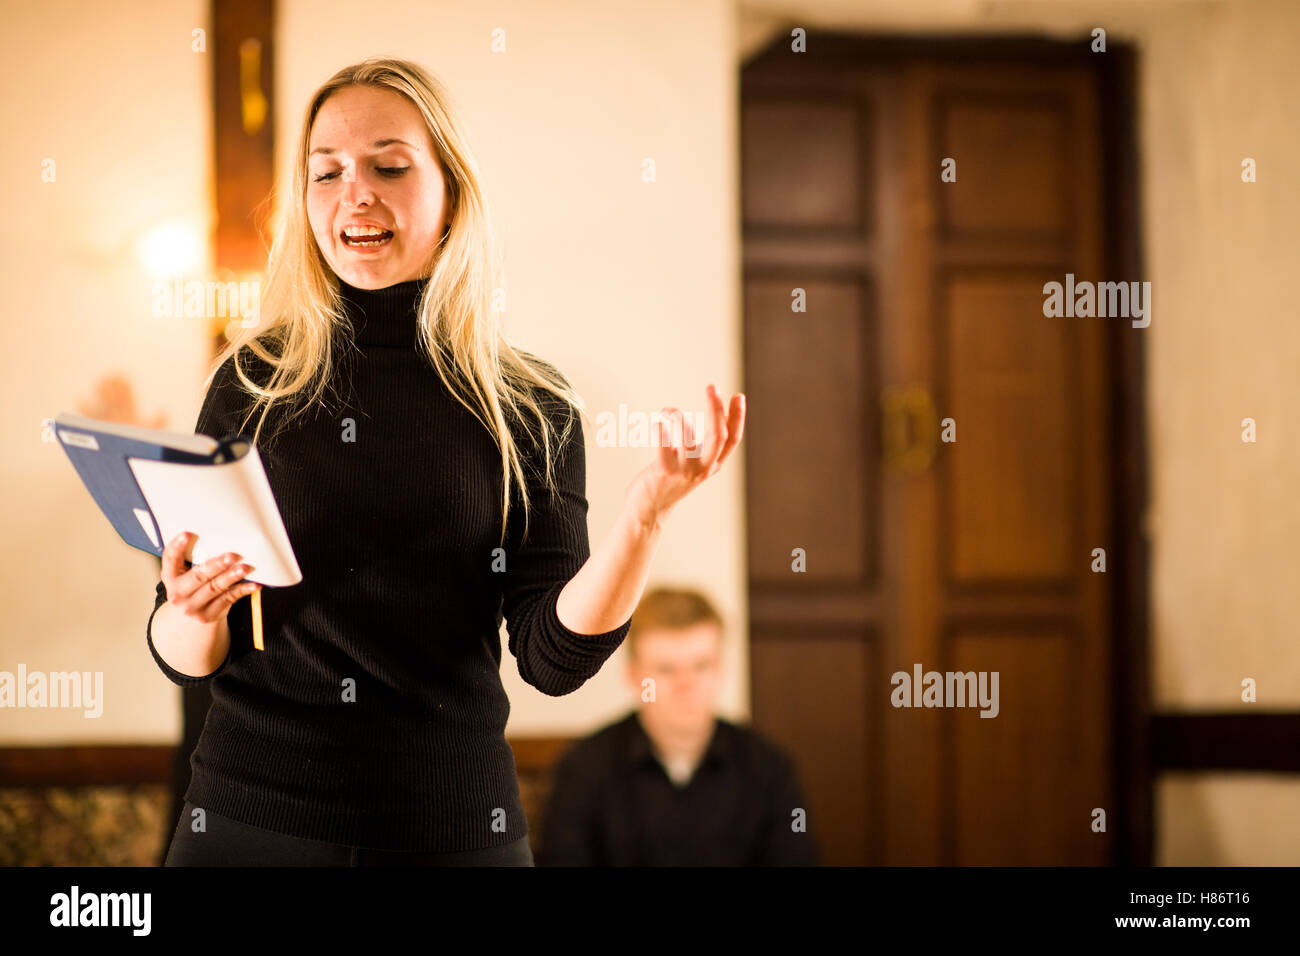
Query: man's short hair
626 587 724 660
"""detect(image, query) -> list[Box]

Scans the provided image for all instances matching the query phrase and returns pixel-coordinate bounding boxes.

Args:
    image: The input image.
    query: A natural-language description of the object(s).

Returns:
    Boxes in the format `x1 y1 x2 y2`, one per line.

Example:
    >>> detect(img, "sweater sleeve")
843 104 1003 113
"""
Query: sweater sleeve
147 579 232 686
144 356 243 686
501 395 631 697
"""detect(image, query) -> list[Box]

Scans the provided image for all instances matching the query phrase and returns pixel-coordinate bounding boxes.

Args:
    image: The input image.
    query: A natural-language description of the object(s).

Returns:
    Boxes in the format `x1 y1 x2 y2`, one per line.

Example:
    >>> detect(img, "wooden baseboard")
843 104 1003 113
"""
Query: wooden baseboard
0 736 576 788
9 717 1300 789
0 745 173 787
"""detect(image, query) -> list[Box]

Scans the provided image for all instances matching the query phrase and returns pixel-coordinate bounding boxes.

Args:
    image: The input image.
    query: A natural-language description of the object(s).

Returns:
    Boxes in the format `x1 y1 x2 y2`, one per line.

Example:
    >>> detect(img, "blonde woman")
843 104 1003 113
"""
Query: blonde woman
147 57 746 866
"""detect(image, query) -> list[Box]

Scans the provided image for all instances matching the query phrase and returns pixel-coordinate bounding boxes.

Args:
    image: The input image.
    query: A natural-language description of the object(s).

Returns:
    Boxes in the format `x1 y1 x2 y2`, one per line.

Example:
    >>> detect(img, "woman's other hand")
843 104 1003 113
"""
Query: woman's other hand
627 384 746 528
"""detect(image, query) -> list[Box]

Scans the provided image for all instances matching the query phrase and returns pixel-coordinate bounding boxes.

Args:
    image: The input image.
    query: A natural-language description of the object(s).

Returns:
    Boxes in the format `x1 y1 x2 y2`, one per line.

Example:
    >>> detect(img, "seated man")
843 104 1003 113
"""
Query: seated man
537 587 820 866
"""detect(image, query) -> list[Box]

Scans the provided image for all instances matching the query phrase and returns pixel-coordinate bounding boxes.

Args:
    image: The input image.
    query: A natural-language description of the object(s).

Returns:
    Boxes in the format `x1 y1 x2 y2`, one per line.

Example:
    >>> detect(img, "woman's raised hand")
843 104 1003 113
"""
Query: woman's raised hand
627 384 746 526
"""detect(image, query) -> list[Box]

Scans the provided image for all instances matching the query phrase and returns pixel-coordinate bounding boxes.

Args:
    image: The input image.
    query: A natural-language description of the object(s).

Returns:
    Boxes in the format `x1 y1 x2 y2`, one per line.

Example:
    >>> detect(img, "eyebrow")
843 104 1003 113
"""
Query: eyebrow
309 138 415 157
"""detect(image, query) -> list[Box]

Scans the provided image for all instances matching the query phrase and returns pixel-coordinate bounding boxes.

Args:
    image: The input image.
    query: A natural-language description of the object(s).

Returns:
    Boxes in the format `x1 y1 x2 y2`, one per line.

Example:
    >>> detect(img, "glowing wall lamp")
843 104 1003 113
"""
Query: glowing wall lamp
136 221 203 278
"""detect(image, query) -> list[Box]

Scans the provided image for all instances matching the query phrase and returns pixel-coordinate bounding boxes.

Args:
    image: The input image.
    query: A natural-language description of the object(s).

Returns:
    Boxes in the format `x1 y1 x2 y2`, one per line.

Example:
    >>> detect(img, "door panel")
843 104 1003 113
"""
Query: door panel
939 99 1070 235
750 632 876 863
743 275 876 586
948 628 1076 865
944 272 1077 585
743 51 1115 866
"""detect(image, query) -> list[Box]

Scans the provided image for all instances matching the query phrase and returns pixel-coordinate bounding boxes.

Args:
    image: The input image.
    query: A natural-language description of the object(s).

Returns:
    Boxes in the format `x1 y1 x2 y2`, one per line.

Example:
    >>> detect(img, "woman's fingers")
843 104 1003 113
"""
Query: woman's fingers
192 578 261 619
707 385 738 468
194 560 253 605
162 536 225 603
657 389 746 474
657 408 685 469
691 385 726 466
179 559 256 621
160 532 193 586
682 405 703 460
161 534 251 605
158 531 258 623
682 386 738 472
713 393 746 469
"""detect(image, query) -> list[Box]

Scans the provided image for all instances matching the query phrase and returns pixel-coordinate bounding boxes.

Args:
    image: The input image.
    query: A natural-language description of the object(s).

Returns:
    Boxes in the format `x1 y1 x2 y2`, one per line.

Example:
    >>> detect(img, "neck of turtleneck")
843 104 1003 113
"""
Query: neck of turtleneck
337 277 428 348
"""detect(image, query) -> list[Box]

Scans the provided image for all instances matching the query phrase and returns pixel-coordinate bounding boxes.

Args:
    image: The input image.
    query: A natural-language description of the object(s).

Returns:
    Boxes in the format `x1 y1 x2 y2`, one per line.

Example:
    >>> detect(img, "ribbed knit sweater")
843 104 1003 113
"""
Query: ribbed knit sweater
146 277 631 852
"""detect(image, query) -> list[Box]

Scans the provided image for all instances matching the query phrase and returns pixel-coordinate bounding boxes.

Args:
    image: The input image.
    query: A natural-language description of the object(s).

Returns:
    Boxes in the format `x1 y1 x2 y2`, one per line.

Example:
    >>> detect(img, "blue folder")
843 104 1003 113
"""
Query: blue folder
52 412 251 558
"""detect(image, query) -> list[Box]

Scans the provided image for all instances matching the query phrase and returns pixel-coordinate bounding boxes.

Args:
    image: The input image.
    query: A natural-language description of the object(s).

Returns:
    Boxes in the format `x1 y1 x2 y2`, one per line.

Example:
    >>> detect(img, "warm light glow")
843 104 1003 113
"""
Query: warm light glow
136 221 202 276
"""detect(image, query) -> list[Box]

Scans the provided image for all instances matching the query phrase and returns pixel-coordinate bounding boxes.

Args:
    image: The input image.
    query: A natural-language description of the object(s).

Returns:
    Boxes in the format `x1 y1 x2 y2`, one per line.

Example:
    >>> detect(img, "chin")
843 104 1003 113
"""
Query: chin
335 263 396 288
668 710 710 729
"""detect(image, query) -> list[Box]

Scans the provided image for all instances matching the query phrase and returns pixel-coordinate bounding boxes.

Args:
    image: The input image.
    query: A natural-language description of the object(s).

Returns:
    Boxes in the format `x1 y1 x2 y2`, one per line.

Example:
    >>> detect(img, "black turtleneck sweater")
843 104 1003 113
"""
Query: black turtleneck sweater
146 278 632 852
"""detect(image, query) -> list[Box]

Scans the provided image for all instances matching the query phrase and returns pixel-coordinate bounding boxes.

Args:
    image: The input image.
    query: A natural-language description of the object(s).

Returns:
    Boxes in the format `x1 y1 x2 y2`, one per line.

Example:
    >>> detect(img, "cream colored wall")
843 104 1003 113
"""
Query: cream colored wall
1086 0 1300 864
1130 0 1300 711
1158 775 1300 865
0 0 211 745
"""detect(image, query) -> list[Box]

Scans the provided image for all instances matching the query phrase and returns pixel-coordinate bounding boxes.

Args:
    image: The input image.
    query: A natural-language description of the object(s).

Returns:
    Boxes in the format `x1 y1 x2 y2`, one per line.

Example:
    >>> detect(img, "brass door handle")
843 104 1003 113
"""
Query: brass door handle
881 384 937 474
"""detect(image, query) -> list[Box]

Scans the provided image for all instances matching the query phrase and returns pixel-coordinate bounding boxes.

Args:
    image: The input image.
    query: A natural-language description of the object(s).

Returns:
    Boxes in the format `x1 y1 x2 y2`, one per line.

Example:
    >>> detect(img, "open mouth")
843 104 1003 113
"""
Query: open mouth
340 226 394 248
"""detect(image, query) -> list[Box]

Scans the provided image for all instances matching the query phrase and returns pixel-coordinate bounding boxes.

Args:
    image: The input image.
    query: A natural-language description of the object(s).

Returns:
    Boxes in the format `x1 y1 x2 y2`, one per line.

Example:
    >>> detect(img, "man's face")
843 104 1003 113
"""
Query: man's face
627 623 723 732
306 84 451 289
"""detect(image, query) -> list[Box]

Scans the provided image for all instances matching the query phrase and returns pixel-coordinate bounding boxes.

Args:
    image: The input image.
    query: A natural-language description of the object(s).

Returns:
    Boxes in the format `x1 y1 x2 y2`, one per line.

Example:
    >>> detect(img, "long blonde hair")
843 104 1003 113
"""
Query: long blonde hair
208 57 584 548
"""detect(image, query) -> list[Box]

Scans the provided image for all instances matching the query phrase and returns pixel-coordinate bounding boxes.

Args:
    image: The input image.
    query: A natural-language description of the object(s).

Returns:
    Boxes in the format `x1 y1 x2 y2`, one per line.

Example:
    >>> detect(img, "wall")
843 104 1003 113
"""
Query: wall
1 0 212 745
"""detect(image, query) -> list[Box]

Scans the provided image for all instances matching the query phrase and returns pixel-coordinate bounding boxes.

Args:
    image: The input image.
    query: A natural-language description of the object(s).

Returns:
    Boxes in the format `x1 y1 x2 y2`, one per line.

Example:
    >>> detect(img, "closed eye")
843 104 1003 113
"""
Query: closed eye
312 166 410 183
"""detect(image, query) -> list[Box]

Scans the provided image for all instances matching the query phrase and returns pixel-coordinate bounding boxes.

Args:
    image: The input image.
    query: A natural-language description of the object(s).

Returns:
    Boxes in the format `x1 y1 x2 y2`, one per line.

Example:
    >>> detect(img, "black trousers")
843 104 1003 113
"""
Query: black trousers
164 801 534 867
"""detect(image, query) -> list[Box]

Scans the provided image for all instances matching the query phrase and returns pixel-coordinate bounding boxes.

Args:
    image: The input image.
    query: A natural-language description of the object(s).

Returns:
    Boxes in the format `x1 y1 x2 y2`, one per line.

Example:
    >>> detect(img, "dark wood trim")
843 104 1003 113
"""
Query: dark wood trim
1099 42 1152 867
11 710 1299 788
0 737 574 788
745 30 1113 69
0 746 174 787
213 0 276 276
1152 715 1300 773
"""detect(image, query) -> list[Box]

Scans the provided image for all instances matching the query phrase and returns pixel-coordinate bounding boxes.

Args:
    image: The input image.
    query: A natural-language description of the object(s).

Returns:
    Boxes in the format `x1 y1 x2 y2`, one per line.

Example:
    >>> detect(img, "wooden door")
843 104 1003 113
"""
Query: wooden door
742 43 1117 865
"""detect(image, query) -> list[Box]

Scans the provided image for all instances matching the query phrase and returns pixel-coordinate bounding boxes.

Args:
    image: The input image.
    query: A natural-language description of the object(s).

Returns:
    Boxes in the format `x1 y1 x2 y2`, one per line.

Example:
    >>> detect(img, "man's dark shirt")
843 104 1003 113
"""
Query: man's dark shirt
537 711 820 866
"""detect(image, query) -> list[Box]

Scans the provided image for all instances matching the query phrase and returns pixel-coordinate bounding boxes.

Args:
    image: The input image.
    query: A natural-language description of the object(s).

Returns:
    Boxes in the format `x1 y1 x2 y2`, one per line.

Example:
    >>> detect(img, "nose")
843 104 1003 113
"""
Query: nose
341 165 376 208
